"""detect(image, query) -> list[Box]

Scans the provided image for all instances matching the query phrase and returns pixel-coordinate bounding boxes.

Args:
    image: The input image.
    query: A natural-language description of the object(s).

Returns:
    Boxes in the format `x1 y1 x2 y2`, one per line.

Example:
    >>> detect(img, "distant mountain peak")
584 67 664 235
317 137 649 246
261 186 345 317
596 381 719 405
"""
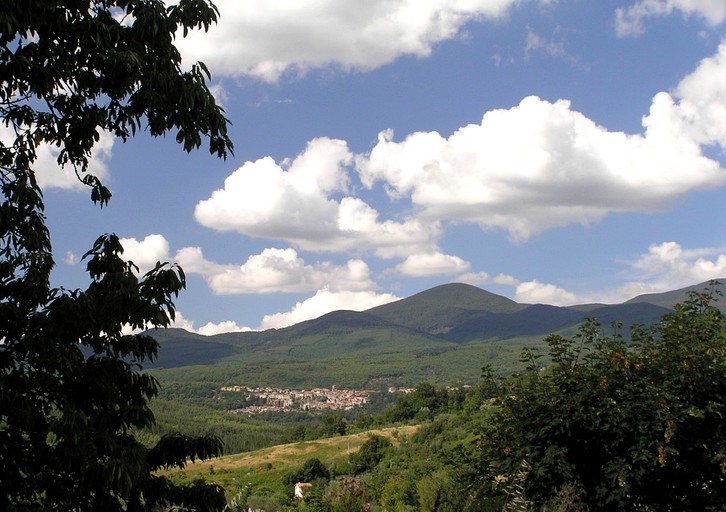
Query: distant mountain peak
371 282 522 313
365 282 524 334
147 280 724 378
412 282 520 309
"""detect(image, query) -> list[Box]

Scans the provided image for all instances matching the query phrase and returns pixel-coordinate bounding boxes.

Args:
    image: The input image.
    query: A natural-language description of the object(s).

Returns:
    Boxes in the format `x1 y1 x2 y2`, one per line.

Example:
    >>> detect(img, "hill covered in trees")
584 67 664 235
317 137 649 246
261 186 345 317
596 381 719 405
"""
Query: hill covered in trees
147 281 717 390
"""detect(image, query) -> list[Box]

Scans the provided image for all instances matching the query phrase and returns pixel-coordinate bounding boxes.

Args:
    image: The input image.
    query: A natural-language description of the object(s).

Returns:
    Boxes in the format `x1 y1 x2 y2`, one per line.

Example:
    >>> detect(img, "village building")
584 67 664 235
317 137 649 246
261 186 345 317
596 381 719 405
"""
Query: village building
294 482 313 499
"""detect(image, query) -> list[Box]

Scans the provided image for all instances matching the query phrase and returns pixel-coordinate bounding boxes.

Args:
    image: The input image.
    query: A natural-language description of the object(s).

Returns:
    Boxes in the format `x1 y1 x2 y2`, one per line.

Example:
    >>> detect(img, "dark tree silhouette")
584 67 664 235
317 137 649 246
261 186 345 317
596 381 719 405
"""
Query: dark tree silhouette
0 1 233 510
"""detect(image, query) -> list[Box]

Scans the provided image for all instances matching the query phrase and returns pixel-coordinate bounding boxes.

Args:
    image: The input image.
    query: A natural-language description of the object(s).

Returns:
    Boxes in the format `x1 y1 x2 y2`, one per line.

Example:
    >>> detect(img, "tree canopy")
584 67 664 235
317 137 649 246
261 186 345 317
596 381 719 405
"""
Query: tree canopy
0 1 233 510
478 284 726 510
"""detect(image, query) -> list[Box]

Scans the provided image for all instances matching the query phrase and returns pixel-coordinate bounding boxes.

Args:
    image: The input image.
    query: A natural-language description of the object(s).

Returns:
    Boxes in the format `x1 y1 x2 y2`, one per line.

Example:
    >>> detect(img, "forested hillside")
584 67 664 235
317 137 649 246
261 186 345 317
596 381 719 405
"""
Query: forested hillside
144 281 715 395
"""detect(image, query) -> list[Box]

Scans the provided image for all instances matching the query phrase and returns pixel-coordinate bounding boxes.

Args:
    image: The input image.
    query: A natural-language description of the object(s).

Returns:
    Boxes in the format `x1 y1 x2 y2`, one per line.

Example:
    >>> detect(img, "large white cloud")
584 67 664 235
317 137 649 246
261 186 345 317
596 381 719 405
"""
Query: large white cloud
357 45 726 241
196 43 726 255
259 289 400 330
675 41 726 147
616 0 726 36
176 246 378 295
188 40 726 328
194 137 441 258
175 0 544 81
514 280 578 305
394 252 471 277
459 271 580 305
194 137 350 238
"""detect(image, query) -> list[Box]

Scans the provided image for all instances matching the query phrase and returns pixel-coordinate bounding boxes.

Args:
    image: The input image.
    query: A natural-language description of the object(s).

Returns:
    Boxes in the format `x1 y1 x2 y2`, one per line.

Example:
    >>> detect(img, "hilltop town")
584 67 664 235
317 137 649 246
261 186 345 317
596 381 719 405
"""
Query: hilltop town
221 385 412 415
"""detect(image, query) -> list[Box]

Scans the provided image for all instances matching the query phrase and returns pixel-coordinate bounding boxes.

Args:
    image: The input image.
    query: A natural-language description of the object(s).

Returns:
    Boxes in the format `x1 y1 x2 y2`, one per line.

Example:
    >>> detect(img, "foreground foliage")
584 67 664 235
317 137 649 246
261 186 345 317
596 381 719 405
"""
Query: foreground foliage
0 1 232 510
481 283 726 510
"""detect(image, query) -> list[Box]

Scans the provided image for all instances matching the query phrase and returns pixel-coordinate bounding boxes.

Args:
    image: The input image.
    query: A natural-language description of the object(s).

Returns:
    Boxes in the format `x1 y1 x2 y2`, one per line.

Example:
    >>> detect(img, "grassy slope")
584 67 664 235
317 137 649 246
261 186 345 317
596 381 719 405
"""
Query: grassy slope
163 426 420 497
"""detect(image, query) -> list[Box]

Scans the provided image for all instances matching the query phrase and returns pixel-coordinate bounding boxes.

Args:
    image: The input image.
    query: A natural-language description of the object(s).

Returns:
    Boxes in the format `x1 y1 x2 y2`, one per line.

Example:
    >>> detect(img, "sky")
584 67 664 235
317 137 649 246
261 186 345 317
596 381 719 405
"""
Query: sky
35 0 726 335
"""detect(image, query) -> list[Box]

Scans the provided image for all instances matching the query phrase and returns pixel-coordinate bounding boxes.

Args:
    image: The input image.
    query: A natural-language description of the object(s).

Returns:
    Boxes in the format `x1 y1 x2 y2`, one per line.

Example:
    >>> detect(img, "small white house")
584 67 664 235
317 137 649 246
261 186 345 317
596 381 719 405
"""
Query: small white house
294 482 313 499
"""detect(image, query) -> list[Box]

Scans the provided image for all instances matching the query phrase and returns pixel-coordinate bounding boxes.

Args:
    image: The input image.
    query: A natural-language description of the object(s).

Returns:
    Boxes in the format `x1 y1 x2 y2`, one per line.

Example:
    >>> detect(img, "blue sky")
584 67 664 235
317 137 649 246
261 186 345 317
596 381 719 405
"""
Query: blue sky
33 0 726 334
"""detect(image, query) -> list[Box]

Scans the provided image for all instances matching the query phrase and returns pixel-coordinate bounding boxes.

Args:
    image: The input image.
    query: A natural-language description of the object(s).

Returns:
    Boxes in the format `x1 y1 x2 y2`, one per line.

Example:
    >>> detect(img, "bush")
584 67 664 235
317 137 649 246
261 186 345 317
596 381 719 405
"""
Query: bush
351 434 392 474
286 458 331 487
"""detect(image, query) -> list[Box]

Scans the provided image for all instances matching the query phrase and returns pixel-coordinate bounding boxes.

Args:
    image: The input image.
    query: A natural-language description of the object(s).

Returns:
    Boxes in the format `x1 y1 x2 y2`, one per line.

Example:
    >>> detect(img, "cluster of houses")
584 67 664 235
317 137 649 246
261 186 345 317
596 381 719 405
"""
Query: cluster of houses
221 385 374 414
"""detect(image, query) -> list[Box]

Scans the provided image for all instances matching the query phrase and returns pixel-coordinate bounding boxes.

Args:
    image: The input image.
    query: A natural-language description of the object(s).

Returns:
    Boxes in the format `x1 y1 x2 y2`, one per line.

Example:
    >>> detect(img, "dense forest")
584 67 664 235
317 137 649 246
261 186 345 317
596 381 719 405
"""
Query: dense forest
155 285 726 511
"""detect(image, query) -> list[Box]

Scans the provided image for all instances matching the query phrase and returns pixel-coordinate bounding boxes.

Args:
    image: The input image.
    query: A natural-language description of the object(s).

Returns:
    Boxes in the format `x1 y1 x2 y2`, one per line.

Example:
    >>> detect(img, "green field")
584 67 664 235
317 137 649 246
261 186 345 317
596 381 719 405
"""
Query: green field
162 426 419 502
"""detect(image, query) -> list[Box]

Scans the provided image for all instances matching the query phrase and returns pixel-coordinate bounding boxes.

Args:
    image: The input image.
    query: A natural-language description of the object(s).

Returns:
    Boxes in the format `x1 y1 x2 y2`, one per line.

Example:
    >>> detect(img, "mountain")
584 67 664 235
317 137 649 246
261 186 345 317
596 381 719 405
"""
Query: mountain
625 280 726 313
366 282 524 334
147 280 724 387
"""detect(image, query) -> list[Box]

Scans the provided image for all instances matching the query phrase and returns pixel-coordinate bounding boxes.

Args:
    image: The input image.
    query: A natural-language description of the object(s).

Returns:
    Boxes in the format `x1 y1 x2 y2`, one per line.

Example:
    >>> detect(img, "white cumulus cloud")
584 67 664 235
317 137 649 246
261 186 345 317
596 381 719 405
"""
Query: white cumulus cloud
194 36 726 261
468 271 579 305
675 41 726 147
394 252 471 277
616 0 726 37
457 272 492 287
194 137 351 239
175 246 378 295
616 241 726 298
175 0 545 81
494 274 521 287
357 42 726 241
196 320 252 336
194 137 441 258
259 289 400 330
514 280 579 305
169 312 252 336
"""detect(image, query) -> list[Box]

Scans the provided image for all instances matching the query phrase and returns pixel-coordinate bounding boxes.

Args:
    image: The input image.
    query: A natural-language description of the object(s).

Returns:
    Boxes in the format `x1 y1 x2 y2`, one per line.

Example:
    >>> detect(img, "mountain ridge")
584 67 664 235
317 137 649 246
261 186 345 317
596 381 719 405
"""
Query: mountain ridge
147 279 725 384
